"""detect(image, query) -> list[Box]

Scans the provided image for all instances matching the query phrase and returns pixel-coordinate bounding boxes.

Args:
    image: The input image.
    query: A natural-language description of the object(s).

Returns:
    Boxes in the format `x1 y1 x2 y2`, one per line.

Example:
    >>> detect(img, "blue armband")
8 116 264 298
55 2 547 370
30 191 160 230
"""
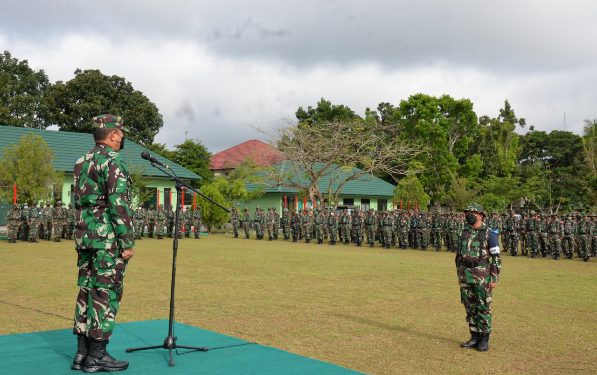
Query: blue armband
489 229 500 255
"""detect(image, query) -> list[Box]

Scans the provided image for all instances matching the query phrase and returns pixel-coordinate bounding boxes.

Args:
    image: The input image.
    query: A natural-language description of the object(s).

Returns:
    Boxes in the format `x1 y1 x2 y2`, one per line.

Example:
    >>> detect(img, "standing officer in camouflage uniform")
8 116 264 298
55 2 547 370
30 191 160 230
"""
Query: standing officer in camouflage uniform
53 201 67 242
562 214 576 259
548 214 563 260
242 208 251 239
27 202 42 242
66 204 76 240
230 207 240 238
503 210 519 256
253 207 264 240
155 204 167 239
71 114 133 372
382 211 393 249
281 208 290 240
365 209 376 247
290 210 300 242
146 205 156 238
456 203 501 352
314 209 325 244
431 210 442 252
577 215 592 261
191 205 202 239
327 211 338 245
6 204 21 243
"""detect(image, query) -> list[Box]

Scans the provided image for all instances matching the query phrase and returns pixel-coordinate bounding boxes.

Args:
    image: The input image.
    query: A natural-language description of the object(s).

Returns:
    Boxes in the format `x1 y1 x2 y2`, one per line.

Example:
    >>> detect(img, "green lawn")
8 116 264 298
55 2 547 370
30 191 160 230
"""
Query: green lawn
0 236 595 374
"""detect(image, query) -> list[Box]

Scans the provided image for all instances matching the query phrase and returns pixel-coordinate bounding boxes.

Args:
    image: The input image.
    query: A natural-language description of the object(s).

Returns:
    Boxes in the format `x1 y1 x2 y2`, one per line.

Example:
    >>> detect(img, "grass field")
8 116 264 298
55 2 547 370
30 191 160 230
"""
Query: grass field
0 235 595 374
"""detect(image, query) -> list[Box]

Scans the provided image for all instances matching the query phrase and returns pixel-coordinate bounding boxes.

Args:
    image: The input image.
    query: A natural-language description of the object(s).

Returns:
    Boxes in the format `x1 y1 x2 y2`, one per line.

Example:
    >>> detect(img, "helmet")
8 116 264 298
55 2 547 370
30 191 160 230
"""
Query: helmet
464 202 485 216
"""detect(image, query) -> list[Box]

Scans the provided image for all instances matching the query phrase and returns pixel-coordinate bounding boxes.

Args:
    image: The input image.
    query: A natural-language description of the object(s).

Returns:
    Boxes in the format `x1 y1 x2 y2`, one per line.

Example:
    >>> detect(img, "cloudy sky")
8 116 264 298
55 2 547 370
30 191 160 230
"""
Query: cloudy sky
1 1 595 152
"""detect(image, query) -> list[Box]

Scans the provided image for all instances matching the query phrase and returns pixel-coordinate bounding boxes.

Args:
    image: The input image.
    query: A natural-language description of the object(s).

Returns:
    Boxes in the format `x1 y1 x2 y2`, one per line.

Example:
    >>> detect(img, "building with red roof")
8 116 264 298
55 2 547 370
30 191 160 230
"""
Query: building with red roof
209 139 284 177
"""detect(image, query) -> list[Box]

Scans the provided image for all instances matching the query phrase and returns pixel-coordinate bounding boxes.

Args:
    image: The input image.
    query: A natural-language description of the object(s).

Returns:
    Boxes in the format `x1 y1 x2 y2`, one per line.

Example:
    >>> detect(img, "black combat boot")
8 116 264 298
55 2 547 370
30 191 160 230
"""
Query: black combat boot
476 332 490 352
460 331 479 349
82 339 128 373
71 334 89 370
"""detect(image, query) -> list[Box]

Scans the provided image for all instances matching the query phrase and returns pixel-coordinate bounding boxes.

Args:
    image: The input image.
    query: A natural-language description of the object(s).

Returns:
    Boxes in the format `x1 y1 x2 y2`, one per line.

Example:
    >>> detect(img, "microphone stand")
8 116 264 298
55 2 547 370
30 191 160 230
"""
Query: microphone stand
126 162 230 367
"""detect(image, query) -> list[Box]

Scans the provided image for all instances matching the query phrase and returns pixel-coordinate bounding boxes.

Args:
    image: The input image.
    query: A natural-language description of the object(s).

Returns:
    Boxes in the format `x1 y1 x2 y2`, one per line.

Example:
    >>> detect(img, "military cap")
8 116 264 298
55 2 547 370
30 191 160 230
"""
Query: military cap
464 202 485 216
92 114 128 132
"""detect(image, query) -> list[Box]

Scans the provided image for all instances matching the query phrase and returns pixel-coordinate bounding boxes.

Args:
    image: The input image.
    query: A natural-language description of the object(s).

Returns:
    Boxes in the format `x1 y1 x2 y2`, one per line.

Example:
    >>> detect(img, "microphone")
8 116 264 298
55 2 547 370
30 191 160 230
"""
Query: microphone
141 151 170 169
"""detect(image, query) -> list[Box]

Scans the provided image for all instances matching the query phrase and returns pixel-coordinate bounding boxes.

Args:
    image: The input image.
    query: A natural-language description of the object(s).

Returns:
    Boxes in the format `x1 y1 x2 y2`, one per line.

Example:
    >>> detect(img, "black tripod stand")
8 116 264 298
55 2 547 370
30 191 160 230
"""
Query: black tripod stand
126 159 230 366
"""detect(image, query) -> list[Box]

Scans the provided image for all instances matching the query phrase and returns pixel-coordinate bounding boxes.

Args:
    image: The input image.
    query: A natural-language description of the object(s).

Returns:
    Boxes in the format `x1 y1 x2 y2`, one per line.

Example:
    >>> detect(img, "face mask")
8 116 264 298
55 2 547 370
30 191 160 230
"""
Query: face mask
465 212 478 225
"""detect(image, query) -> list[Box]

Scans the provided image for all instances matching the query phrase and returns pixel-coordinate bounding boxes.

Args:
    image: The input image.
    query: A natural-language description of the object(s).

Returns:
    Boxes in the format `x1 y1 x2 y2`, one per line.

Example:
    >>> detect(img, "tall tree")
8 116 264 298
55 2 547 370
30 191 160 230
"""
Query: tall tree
0 133 61 204
172 139 213 185
45 69 163 145
268 120 421 205
0 51 50 128
296 98 359 126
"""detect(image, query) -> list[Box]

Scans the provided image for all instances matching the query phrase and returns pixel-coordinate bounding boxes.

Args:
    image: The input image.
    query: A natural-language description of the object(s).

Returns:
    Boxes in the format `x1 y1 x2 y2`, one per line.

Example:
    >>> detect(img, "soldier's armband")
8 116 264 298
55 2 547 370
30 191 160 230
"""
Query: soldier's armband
489 229 500 255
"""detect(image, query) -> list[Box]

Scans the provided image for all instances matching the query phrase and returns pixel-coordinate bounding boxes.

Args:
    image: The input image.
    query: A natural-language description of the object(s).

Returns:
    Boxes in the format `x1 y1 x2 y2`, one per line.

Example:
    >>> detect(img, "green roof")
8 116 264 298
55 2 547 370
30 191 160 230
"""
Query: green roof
245 161 395 197
0 125 199 180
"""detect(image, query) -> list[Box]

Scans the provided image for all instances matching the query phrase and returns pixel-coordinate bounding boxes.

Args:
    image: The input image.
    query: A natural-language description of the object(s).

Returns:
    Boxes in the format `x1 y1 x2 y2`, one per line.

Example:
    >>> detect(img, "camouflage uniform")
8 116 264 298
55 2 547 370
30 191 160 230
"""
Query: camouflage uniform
538 215 549 257
547 215 563 260
398 212 410 249
281 208 290 240
146 206 156 238
382 212 393 249
302 211 313 243
503 212 519 256
72 115 134 353
365 210 376 247
352 210 364 246
431 211 442 252
314 210 325 244
133 207 145 239
577 216 592 261
456 203 501 352
290 211 300 242
192 206 202 238
53 202 67 241
66 204 76 240
339 211 351 244
242 209 251 239
254 208 264 240
27 204 42 242
327 212 338 245
6 204 21 243
155 205 167 239
526 213 540 258
231 208 240 238
562 215 576 259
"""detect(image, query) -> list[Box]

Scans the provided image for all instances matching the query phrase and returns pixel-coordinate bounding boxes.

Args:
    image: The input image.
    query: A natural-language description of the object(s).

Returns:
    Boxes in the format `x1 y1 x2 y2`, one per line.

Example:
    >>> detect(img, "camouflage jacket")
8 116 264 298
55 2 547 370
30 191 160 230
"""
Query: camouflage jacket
456 223 501 285
73 144 134 251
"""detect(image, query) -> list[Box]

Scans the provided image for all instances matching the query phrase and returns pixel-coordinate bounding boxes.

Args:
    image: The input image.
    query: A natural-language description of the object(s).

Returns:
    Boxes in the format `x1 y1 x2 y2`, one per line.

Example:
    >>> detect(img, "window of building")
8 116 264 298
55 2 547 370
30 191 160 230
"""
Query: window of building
378 199 387 211
343 198 354 206
361 198 370 211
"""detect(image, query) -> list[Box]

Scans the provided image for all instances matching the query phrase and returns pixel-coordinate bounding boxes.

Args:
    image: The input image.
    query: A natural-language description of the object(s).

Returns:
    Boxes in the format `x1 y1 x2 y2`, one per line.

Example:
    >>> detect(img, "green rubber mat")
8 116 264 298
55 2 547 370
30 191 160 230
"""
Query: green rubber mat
0 320 363 374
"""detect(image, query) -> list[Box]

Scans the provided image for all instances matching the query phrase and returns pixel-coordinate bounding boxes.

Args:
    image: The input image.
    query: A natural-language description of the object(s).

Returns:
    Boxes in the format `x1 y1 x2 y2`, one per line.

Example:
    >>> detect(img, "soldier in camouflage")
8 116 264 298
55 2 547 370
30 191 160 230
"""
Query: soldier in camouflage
456 203 501 352
6 204 21 243
562 214 576 259
314 209 325 244
27 203 42 242
365 209 376 247
71 114 133 372
242 208 251 239
66 204 76 240
230 207 240 238
327 210 338 245
155 204 167 239
281 208 290 240
53 201 67 242
43 202 53 240
548 214 563 260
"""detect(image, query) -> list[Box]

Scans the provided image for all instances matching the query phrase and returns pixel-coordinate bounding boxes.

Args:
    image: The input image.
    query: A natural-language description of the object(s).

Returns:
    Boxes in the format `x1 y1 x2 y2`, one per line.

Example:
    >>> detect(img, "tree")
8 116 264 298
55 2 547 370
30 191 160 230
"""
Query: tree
45 69 163 144
393 175 430 210
197 182 229 231
0 133 62 203
267 120 421 206
172 139 213 186
582 119 597 209
0 51 50 128
445 177 481 211
295 98 359 125
387 94 479 203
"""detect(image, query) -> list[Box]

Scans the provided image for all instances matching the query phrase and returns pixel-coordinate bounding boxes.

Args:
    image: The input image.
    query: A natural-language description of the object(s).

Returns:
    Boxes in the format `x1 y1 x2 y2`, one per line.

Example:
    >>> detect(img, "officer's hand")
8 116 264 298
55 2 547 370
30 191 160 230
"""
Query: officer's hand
489 282 497 290
122 248 135 260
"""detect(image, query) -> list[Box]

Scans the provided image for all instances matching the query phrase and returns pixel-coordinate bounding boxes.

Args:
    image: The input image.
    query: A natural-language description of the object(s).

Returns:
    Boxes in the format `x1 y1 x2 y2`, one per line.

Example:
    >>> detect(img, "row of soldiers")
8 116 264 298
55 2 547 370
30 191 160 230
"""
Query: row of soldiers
229 207 597 261
131 204 203 239
5 201 74 243
487 210 596 261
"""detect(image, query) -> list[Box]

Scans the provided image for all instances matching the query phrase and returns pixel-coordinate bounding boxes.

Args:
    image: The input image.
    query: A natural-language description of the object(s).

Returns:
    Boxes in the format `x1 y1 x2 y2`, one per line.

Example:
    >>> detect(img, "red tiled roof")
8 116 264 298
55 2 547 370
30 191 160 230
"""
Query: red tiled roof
209 139 284 170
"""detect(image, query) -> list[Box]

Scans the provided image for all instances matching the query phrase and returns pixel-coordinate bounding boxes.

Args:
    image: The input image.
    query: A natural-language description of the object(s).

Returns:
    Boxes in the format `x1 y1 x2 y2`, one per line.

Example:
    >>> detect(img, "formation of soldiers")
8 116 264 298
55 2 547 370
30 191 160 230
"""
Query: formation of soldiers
131 204 203 240
229 207 597 261
5 202 204 243
5 201 74 243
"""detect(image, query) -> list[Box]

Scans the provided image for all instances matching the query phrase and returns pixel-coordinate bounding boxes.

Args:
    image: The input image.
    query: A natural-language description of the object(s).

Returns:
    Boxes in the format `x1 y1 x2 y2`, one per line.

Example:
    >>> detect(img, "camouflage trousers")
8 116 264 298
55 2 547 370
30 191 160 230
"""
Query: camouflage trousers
315 225 324 241
282 224 290 239
54 221 65 241
192 220 202 238
431 229 442 250
526 232 539 256
243 222 251 238
366 226 375 245
7 220 19 241
134 221 144 239
562 235 575 258
549 235 562 258
340 225 350 243
28 220 40 241
328 227 338 243
578 235 590 260
73 248 128 341
156 220 166 239
303 224 312 241
505 232 518 255
232 220 239 237
382 227 393 247
460 282 493 333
